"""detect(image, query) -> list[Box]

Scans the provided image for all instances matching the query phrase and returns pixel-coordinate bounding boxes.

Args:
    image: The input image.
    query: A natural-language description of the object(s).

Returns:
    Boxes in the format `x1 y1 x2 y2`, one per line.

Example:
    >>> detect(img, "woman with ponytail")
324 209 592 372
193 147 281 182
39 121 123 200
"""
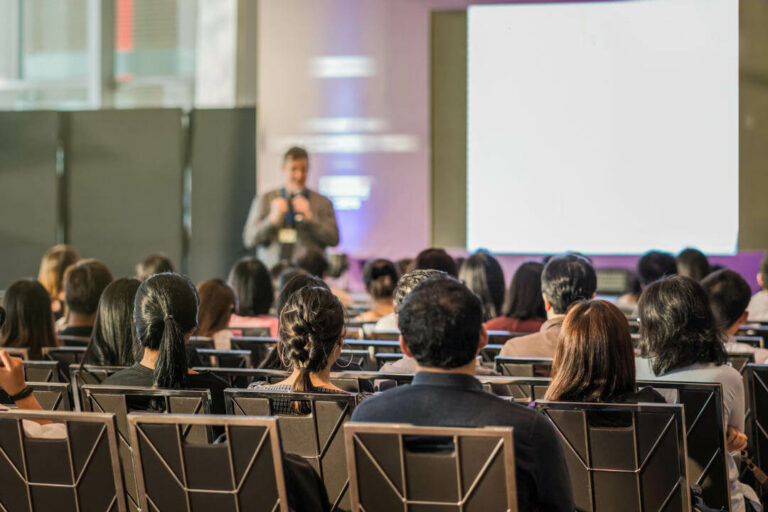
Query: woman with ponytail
353 259 398 322
102 273 227 413
249 285 347 414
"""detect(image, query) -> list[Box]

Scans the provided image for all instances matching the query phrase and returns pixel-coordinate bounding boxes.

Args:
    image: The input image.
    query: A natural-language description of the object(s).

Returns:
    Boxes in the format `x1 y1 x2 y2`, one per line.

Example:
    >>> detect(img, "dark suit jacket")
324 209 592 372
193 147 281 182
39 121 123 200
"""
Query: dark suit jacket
351 371 573 512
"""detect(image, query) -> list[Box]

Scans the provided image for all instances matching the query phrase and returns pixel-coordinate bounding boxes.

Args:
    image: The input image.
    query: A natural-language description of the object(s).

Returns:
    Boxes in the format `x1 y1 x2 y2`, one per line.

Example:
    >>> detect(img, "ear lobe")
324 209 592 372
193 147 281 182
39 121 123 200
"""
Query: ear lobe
543 294 552 312
758 273 764 289
399 335 414 358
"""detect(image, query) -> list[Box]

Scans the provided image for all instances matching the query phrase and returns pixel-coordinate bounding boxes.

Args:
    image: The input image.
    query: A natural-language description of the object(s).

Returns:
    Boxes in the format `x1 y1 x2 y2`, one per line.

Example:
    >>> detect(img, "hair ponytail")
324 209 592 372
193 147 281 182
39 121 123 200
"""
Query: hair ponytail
154 315 188 388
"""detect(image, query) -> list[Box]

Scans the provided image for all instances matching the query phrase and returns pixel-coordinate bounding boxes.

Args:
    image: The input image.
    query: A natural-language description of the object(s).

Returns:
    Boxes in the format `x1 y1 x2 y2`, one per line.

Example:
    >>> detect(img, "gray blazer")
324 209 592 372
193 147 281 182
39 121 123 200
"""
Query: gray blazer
242 188 340 267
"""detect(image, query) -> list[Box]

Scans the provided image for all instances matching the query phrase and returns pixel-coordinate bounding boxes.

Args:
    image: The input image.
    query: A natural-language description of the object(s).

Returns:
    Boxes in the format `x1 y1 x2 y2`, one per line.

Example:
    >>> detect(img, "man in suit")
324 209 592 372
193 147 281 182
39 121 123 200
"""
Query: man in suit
351 278 573 512
500 254 596 358
242 146 339 268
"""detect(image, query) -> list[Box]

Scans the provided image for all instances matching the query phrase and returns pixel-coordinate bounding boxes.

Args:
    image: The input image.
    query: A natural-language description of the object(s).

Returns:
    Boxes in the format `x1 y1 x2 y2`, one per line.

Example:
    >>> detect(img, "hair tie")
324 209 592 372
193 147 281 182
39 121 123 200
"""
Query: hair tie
164 314 174 322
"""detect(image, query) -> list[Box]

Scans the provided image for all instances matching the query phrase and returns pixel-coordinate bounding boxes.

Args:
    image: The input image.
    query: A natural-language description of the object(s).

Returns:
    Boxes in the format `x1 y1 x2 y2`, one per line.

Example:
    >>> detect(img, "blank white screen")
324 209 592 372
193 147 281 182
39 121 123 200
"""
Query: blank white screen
467 0 738 255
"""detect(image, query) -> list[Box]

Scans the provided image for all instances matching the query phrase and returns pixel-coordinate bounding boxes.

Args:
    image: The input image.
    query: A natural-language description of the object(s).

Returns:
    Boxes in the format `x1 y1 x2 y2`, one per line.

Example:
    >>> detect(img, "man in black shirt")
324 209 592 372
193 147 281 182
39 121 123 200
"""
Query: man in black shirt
351 279 573 512
60 259 113 338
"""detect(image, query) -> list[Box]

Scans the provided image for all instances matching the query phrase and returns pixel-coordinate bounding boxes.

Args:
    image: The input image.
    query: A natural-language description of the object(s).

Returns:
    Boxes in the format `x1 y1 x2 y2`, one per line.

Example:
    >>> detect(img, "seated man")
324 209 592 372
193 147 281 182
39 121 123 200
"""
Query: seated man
500 254 596 358
59 259 113 337
702 269 768 362
351 279 573 512
374 268 447 331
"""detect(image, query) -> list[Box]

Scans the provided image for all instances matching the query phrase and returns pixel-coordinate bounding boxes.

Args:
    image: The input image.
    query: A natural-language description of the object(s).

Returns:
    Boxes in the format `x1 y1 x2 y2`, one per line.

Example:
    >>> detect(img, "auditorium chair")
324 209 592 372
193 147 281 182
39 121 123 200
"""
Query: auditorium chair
738 325 768 346
5 347 29 359
374 352 403 369
192 367 289 388
479 376 551 401
494 356 554 377
746 364 768 481
343 338 401 354
366 329 400 341
340 349 376 371
22 360 61 382
727 352 755 374
230 336 276 367
68 365 127 411
0 382 72 411
479 343 504 364
187 336 215 349
734 335 763 349
195 348 252 368
344 422 518 512
81 385 212 512
487 330 526 344
535 401 691 512
637 380 730 510
226 389 359 511
42 346 88 381
0 409 126 512
128 414 290 512
56 334 90 347
229 326 271 337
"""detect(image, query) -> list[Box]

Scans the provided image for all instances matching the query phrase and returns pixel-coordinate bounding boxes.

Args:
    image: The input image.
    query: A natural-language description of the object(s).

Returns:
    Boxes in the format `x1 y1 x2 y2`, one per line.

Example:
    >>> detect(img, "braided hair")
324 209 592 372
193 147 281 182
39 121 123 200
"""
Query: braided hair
278 286 344 412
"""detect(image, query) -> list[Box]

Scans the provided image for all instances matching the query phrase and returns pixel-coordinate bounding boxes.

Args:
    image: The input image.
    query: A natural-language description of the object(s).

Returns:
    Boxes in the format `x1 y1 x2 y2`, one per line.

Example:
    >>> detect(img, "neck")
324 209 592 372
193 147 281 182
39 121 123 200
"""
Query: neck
288 366 334 388
140 348 158 369
68 312 95 327
415 359 477 377
546 309 562 320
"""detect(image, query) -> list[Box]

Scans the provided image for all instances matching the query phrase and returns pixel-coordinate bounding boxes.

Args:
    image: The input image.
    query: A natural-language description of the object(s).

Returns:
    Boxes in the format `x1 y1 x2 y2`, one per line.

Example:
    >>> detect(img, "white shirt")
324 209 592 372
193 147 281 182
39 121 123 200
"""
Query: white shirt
748 291 768 322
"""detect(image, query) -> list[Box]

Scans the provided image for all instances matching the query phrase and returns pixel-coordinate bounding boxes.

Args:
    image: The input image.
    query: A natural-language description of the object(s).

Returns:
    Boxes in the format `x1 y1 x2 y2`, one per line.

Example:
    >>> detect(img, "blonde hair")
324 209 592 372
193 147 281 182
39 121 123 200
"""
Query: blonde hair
37 244 80 299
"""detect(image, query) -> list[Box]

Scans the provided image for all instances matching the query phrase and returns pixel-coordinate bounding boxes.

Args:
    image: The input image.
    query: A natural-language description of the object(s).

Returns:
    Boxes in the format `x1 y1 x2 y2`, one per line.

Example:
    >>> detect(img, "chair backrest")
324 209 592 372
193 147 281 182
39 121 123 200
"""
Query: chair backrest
22 360 61 383
81 385 212 511
340 349 376 371
233 326 272 337
738 325 768 347
344 422 518 512
535 401 691 512
5 347 29 360
366 330 400 341
56 335 90 347
746 364 768 474
727 352 755 374
486 330 528 345
191 367 289 388
195 348 252 368
343 339 401 354
375 352 404 369
226 389 358 511
0 382 72 411
187 336 215 349
637 380 729 510
494 356 553 377
0 409 126 511
734 335 763 349
128 413 289 512
68 365 127 412
479 343 503 363
229 336 276 367
478 377 552 401
42 347 88 381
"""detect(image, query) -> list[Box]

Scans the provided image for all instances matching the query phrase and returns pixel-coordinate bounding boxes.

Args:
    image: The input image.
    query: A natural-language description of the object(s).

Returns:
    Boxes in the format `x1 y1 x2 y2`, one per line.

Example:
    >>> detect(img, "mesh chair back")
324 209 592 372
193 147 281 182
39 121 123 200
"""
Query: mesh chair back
81 385 212 511
0 409 126 511
128 414 289 512
637 380 729 509
344 422 518 512
494 356 553 377
22 361 61 383
227 389 358 511
535 401 691 512
57 335 90 347
195 348 252 368
187 336 215 349
68 365 127 412
0 382 72 411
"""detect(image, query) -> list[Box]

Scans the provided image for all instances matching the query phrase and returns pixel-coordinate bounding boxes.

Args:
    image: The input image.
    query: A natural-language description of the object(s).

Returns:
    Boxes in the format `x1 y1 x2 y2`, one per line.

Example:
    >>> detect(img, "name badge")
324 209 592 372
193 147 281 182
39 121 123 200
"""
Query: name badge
278 228 298 244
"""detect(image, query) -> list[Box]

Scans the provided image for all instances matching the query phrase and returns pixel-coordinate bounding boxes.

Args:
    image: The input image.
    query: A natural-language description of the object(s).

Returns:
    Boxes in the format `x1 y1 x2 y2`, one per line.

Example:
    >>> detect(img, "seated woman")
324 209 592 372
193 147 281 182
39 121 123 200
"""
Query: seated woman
249 286 347 413
353 259 398 322
0 280 58 359
195 279 237 350
81 278 141 367
485 261 546 334
635 275 760 512
459 251 506 322
102 273 227 414
545 300 663 403
227 257 278 337
37 244 79 319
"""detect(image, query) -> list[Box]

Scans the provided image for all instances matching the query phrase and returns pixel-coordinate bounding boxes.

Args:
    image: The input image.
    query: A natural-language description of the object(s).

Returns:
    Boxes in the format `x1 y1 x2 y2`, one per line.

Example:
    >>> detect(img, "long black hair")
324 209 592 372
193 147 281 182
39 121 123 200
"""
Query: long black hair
503 261 546 320
228 257 274 316
638 275 726 375
459 252 505 321
134 273 198 388
0 280 57 359
83 278 141 367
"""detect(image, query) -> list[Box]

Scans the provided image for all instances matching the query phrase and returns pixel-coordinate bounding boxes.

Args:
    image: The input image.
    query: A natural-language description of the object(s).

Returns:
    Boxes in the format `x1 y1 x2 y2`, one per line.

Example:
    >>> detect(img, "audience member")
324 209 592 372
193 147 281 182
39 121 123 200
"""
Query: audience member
195 279 237 350
373 269 448 331
102 273 227 413
459 251 505 321
351 278 573 512
37 244 79 318
353 259 398 322
545 300 663 403
60 259 113 337
227 257 278 337
249 286 347 413
297 249 352 306
747 251 768 322
411 247 458 277
637 250 677 287
485 261 546 333
616 272 642 314
81 278 141 367
702 269 768 362
0 280 57 359
635 275 760 512
676 247 710 281
500 254 596 357
396 258 413 276
135 253 175 281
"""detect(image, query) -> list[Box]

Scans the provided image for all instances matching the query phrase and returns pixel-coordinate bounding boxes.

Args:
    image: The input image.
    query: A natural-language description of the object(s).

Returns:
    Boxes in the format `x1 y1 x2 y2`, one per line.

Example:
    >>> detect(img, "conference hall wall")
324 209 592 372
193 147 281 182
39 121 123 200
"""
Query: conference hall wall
430 1 768 287
0 108 256 289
